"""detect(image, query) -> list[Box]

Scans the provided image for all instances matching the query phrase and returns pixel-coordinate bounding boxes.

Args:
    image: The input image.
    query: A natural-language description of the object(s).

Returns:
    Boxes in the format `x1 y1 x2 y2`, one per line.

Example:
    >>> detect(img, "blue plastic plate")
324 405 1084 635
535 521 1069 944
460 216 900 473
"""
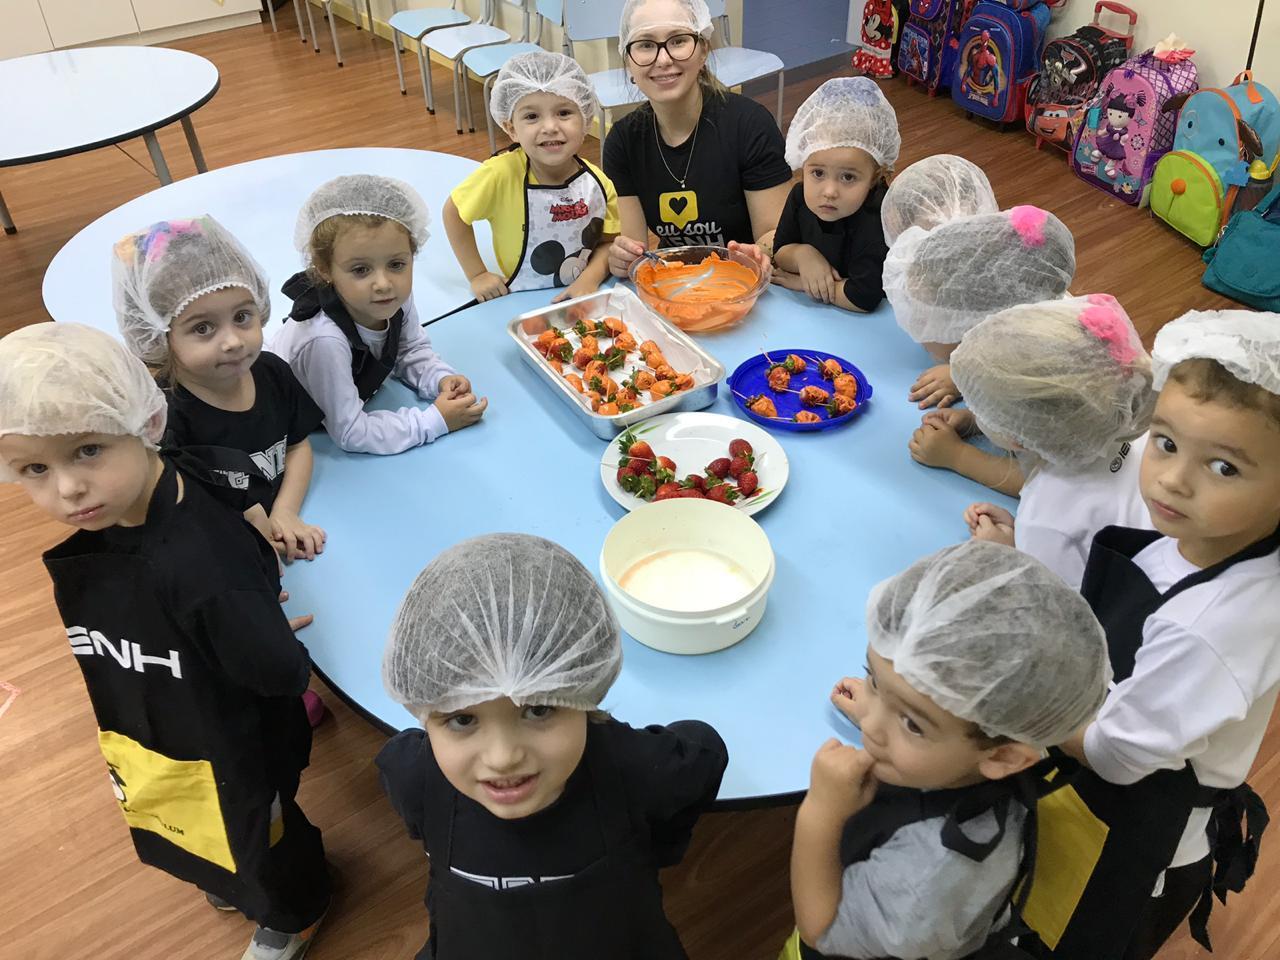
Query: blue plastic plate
728 349 873 432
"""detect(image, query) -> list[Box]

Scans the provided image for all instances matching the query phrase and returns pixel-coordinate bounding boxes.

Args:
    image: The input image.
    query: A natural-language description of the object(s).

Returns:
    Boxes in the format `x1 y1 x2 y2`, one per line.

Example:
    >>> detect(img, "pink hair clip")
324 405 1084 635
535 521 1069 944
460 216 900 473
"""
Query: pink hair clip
1080 294 1139 365
1008 205 1048 247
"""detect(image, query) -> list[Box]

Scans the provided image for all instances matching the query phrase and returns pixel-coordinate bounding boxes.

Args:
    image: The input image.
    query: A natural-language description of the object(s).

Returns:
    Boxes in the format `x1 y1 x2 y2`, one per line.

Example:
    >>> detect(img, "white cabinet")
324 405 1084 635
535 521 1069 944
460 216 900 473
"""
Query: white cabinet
39 0 139 47
130 0 259 33
0 0 55 58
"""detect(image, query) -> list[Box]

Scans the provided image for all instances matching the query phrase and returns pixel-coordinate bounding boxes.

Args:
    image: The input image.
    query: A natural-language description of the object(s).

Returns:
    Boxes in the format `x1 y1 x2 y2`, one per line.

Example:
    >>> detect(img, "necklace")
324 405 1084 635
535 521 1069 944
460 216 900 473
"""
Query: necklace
653 106 700 189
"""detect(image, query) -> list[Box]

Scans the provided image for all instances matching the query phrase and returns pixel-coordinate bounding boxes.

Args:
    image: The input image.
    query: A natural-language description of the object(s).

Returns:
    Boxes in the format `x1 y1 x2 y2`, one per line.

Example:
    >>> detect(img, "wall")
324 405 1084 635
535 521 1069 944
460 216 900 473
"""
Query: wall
1046 0 1275 89
742 0 854 70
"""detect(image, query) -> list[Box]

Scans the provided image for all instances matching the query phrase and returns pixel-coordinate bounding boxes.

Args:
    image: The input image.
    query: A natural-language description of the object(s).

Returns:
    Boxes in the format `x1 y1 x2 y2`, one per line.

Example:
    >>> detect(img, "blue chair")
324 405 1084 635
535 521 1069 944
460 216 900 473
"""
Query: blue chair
561 0 635 162
703 0 784 126
299 0 377 67
419 0 513 132
388 1 472 97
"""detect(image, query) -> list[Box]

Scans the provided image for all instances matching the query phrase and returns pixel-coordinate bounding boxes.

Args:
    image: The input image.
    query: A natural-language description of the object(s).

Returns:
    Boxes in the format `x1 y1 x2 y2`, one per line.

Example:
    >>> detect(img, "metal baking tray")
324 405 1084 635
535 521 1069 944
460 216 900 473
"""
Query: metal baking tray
508 286 726 440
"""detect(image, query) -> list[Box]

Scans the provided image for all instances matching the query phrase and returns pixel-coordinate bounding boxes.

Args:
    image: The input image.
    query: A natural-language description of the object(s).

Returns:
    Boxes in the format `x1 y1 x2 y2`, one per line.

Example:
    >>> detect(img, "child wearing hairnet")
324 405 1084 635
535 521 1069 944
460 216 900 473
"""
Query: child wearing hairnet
880 154 997 249
0 324 332 960
443 51 619 303
916 295 1155 588
1047 311 1280 959
787 541 1110 960
113 216 327 564
272 174 487 455
887 205 1075 411
377 533 727 959
772 77 900 313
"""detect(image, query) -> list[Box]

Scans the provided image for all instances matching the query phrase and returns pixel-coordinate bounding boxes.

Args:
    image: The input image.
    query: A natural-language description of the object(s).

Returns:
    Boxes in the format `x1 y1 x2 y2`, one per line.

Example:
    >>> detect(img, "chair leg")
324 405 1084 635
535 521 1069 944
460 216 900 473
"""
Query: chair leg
393 28 406 93
462 66 477 134
265 0 278 31
365 0 374 36
292 0 306 40
775 71 784 127
352 0 362 29
0 190 17 235
418 45 435 114
484 75 497 155
453 61 465 135
325 2 343 65
598 104 607 163
305 0 320 51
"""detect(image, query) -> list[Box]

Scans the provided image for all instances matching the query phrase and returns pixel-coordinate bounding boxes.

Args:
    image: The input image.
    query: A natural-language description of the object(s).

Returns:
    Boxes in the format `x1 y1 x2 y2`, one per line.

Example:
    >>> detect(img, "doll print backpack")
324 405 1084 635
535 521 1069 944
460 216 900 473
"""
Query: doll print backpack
1150 72 1280 246
950 0 1052 124
1071 49 1199 206
898 0 977 95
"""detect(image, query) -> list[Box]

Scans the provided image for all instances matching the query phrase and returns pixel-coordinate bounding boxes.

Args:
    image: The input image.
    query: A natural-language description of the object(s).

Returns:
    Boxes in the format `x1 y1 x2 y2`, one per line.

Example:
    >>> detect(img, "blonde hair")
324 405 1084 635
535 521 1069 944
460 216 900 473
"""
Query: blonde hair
306 213 419 284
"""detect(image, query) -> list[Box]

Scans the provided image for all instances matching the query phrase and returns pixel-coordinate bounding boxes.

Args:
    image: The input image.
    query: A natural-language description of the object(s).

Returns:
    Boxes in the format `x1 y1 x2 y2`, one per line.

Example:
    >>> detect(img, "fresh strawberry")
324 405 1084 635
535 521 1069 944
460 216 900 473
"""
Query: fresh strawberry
657 455 677 474
677 487 706 498
622 472 657 500
706 457 731 479
654 481 682 501
616 465 636 485
729 439 753 459
705 483 740 505
681 474 706 491
737 471 759 497
628 440 655 462
729 456 751 479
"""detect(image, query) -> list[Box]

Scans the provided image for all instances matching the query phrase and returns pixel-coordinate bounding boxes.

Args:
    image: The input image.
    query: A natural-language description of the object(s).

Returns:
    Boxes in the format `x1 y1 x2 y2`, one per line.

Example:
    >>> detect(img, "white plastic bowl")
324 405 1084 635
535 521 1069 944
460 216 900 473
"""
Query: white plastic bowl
600 499 775 655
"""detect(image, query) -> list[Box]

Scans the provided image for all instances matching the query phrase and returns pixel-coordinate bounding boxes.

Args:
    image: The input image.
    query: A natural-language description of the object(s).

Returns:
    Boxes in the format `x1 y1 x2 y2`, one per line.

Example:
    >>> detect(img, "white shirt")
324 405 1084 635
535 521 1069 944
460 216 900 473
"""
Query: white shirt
1084 536 1280 867
1015 434 1151 588
270 296 456 455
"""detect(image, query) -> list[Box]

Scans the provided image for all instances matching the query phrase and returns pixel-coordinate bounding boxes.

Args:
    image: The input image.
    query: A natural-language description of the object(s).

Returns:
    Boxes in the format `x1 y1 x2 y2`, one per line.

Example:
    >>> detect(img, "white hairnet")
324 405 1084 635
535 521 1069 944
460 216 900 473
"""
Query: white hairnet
619 0 713 53
111 216 271 364
383 534 622 715
882 155 998 247
1151 309 1280 395
884 206 1076 346
293 174 431 256
490 50 597 126
867 541 1111 747
0 323 167 480
951 295 1155 465
784 77 901 171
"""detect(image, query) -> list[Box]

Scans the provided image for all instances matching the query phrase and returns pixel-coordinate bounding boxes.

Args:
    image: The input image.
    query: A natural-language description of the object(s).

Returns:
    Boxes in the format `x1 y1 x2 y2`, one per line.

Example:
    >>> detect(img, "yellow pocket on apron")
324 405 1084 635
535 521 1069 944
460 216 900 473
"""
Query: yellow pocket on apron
778 928 804 960
98 729 236 872
1023 785 1109 949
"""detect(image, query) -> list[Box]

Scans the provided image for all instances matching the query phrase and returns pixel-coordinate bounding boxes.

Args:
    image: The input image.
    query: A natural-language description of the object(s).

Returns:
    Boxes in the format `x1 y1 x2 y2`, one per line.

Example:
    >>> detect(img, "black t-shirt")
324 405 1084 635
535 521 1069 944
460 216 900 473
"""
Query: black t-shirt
604 92 791 248
773 180 890 311
164 351 323 510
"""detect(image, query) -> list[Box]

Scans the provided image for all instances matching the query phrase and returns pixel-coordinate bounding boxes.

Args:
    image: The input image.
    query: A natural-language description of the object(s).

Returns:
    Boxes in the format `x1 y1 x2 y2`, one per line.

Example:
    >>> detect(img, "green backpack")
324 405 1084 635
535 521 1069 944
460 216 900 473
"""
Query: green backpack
1201 179 1280 310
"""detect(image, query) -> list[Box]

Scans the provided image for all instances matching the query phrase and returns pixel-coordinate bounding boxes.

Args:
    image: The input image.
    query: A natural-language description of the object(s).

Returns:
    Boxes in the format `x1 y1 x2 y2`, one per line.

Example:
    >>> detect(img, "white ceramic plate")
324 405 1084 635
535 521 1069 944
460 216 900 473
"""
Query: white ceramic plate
599 412 789 517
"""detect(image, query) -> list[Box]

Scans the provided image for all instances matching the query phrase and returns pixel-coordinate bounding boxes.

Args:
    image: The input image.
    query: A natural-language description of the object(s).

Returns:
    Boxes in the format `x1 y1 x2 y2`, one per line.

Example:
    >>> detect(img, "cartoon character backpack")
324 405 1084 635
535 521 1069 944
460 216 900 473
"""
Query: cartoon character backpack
1027 2 1136 151
950 0 1053 124
1150 72 1280 246
1070 46 1199 206
853 0 912 79
898 0 978 96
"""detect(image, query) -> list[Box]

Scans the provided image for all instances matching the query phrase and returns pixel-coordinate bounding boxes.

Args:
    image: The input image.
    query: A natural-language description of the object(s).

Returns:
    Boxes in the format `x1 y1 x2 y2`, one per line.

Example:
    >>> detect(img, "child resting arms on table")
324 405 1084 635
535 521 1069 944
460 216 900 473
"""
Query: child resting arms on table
273 174 487 455
376 533 728 960
920 295 1156 588
886 205 1075 414
443 50 619 303
771 77 900 313
112 215 326 563
786 540 1110 960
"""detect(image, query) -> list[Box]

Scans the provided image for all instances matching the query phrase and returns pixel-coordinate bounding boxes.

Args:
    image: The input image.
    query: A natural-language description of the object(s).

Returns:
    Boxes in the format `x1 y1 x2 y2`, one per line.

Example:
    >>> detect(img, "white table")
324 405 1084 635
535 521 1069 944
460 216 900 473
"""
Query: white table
0 46 220 234
42 147 497 334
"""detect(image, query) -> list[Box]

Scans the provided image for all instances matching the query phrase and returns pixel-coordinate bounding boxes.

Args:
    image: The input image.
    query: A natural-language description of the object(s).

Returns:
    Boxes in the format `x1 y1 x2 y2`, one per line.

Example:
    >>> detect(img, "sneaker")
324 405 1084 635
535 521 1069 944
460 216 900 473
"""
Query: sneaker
240 917 323 960
205 891 237 912
302 690 326 728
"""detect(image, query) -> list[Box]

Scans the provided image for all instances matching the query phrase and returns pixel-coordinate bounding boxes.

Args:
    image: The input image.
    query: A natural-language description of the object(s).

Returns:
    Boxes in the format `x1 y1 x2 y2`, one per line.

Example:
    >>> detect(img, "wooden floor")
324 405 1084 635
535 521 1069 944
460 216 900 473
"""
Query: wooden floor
1 15 1274 960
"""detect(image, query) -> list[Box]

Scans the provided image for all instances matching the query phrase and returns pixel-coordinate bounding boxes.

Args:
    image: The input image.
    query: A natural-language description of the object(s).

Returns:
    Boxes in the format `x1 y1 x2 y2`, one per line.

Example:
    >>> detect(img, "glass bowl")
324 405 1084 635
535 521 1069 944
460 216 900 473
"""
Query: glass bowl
628 244 768 333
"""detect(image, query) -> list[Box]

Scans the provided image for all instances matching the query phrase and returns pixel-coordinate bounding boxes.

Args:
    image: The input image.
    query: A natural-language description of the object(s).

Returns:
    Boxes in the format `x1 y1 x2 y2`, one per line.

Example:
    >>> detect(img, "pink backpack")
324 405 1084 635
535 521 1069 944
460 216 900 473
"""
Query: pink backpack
1070 49 1199 206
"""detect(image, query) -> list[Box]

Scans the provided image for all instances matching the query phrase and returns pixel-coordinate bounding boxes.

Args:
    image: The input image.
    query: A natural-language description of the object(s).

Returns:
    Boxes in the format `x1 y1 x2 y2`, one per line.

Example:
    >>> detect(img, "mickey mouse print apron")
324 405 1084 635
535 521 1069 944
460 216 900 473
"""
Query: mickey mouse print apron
506 154 608 293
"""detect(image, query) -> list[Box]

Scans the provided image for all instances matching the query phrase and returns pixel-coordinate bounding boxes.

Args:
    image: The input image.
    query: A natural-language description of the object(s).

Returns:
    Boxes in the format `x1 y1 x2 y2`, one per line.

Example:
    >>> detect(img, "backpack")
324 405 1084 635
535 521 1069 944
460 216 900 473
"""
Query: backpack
950 0 1052 124
1150 72 1280 246
1070 49 1199 206
898 0 978 95
1027 1 1137 151
1202 178 1280 310
852 0 913 79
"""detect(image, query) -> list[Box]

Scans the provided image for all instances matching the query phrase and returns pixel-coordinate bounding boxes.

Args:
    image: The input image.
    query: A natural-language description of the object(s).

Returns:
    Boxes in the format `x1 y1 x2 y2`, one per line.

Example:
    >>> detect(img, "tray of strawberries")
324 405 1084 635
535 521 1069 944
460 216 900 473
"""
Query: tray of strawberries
728 349 872 432
599 412 789 517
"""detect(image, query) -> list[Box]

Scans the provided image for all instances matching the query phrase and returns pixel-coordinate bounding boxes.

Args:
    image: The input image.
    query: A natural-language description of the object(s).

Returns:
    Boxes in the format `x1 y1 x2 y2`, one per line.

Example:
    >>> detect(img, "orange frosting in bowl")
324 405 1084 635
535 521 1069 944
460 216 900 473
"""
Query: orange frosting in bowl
634 253 760 302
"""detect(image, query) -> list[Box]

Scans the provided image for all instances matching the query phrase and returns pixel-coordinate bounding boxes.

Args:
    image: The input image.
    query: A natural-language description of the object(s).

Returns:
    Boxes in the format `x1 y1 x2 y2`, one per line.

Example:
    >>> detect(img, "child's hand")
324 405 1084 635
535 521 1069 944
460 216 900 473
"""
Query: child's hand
807 739 878 821
795 247 841 305
435 390 488 432
552 273 599 303
609 236 647 278
830 677 866 728
963 501 1015 534
909 363 961 409
909 419 966 470
972 508 1016 547
727 240 774 285
770 266 802 291
278 590 314 632
438 374 472 399
922 406 977 437
470 272 509 302
269 511 327 563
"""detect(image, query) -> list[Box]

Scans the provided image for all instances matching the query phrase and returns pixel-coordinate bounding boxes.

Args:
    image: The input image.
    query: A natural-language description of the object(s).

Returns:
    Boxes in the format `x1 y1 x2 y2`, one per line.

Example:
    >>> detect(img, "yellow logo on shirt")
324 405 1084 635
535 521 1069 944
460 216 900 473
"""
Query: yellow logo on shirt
659 190 699 230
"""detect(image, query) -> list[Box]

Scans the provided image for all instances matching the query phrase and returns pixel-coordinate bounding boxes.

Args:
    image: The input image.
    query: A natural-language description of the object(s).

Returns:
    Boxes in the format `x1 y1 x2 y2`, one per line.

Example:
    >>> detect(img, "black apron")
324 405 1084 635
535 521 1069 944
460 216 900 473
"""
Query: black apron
1021 525 1276 957
419 735 686 960
282 271 403 401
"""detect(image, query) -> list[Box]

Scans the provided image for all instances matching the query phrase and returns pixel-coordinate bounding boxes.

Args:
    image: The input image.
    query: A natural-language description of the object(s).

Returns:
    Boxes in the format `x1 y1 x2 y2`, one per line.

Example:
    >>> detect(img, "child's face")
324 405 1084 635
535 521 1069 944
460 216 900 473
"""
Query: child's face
859 650 1006 790
0 432 159 530
802 147 880 222
323 220 414 330
168 287 264 388
1140 378 1280 565
503 93 586 172
423 697 589 820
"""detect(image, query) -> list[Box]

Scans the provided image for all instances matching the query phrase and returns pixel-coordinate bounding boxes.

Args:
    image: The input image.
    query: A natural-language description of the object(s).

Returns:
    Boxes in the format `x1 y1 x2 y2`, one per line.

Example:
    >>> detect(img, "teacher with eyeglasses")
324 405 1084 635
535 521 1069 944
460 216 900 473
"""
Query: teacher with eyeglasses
603 0 792 280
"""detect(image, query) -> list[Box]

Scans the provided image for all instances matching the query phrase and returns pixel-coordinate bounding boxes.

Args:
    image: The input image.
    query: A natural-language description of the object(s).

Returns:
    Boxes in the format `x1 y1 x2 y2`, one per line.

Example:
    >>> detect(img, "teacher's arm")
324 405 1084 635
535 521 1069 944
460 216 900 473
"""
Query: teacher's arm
745 181 791 257
608 195 650 278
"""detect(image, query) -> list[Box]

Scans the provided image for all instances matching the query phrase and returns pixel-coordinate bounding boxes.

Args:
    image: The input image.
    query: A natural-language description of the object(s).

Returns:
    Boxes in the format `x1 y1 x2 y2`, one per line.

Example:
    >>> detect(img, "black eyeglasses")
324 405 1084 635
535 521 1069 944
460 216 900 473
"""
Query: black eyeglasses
625 33 700 67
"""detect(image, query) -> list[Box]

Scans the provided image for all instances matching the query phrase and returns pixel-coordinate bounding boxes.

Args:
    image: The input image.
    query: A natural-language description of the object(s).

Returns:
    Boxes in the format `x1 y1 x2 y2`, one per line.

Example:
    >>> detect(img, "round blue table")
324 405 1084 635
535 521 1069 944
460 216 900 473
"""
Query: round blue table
280 282 1016 805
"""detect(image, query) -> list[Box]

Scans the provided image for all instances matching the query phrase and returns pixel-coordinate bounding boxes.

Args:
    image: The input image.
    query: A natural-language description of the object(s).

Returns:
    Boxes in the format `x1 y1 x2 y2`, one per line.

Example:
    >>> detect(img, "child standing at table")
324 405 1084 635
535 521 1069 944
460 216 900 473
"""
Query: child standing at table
0 324 331 960
880 154 997 248
787 541 1110 959
273 175 487 455
887 205 1076 413
112 215 326 562
442 51 619 303
771 77 900 313
377 533 728 959
917 295 1156 588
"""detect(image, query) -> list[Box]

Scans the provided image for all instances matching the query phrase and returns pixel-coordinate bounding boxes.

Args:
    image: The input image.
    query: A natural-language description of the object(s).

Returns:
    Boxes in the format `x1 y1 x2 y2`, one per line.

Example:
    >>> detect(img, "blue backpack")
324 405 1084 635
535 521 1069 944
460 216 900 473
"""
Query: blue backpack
898 0 977 95
951 0 1052 123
